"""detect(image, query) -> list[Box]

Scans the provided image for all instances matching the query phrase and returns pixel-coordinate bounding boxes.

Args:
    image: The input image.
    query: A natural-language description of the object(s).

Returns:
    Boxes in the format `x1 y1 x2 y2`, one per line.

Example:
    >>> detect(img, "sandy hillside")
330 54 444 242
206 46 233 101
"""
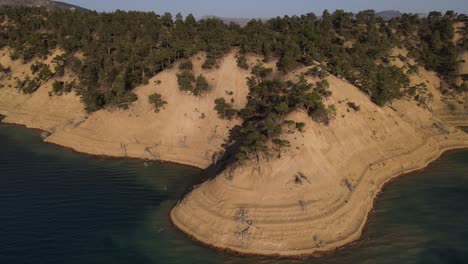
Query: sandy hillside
1 47 468 256
171 65 468 256
0 49 85 131
390 47 445 111
0 50 252 168
434 50 468 125
391 47 468 126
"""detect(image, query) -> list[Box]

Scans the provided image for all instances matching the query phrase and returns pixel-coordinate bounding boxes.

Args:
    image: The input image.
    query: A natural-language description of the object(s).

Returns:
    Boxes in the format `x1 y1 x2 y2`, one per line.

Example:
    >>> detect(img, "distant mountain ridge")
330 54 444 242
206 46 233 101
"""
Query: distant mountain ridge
0 0 50 6
201 16 261 26
0 3 436 22
51 1 88 11
0 0 88 11
376 10 429 20
204 10 416 26
376 10 402 20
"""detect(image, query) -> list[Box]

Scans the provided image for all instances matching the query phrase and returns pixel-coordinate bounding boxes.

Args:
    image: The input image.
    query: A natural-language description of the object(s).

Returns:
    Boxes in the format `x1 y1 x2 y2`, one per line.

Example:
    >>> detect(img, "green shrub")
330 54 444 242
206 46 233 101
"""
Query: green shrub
31 63 53 82
272 138 290 149
459 82 468 92
306 66 330 79
309 103 333 125
55 65 65 77
347 101 360 111
202 57 216 69
0 63 11 73
51 80 74 95
315 80 332 97
110 91 138 109
81 90 106 112
236 55 249 70
177 70 196 92
214 97 238 120
284 120 295 126
15 75 42 94
179 61 193 71
295 122 306 132
9 50 20 61
52 80 64 94
177 71 210 96
30 63 43 74
194 74 210 95
16 78 27 91
52 55 66 77
63 81 74 93
148 92 167 112
251 63 273 82
38 65 53 81
23 78 41 94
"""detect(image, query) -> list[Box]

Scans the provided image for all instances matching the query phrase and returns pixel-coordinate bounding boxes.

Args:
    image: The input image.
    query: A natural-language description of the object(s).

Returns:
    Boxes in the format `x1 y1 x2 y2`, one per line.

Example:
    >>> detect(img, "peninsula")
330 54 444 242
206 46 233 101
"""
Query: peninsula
0 5 467 256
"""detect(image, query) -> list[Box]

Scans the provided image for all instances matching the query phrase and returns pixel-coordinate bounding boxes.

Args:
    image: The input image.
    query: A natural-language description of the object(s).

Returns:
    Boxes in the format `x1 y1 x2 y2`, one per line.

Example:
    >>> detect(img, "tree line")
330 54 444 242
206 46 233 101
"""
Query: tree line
0 6 466 112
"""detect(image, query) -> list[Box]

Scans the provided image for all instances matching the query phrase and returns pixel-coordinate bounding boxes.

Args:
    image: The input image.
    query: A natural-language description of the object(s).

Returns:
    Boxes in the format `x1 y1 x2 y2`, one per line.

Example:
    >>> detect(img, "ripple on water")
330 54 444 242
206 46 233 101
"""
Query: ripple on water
0 124 467 264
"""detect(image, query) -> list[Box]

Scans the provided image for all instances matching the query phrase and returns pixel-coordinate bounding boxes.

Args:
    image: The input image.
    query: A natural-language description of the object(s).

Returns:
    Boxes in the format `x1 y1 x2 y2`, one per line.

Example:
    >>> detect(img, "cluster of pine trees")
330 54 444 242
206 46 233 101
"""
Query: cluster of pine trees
0 6 466 112
214 63 334 160
402 11 464 88
176 60 210 96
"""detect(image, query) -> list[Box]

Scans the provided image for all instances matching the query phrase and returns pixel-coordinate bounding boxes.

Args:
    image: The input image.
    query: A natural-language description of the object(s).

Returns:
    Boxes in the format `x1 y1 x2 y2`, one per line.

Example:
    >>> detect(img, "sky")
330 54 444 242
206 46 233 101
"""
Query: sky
63 0 468 18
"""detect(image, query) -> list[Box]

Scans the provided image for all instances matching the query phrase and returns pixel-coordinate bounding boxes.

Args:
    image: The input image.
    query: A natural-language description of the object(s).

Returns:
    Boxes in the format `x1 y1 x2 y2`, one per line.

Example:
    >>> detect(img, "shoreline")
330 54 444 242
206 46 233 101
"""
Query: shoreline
1 53 467 256
2 107 468 258
170 133 468 257
2 115 467 258
0 49 247 170
0 121 204 170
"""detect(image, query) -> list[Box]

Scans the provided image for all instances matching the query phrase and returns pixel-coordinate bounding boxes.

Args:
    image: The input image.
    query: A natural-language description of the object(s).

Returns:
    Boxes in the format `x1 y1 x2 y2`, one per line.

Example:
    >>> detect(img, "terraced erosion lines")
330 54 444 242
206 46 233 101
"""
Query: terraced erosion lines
171 133 468 256
170 72 468 256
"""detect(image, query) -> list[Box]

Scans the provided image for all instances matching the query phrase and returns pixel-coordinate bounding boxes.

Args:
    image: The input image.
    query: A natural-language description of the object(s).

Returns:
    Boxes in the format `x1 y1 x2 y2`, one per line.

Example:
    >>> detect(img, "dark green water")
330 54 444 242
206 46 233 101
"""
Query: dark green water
0 124 467 264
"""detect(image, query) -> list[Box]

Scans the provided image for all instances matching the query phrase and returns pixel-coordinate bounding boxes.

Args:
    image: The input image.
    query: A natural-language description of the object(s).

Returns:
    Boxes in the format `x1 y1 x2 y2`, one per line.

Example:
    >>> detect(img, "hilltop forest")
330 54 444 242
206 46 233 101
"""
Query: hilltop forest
0 6 466 160
1 7 466 108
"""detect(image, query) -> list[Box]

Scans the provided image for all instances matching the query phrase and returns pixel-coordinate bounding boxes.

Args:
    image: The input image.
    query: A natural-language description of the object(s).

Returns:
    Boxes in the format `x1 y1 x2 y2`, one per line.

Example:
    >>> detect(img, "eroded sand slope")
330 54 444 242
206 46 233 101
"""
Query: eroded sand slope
0 49 85 131
0 50 251 168
171 67 468 255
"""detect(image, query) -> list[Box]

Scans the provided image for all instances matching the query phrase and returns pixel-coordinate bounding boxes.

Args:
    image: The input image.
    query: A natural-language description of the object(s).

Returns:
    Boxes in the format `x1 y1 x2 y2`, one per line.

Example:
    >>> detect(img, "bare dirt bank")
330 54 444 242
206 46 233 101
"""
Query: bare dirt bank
0 50 250 168
170 71 468 256
172 133 468 256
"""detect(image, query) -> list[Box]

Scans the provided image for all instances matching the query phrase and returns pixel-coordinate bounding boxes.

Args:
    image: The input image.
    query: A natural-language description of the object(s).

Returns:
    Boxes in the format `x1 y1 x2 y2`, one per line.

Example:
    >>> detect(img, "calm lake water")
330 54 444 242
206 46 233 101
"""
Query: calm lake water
0 123 467 264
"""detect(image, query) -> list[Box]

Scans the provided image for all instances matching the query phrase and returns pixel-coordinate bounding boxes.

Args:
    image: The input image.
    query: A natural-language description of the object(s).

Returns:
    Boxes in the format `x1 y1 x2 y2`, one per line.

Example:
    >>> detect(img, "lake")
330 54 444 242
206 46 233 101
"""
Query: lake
0 124 467 264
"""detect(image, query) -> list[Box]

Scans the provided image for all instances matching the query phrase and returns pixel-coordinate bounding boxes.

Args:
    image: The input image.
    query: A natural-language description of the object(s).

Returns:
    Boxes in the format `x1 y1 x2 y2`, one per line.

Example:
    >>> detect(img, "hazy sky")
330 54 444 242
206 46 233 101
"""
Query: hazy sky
63 0 468 18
